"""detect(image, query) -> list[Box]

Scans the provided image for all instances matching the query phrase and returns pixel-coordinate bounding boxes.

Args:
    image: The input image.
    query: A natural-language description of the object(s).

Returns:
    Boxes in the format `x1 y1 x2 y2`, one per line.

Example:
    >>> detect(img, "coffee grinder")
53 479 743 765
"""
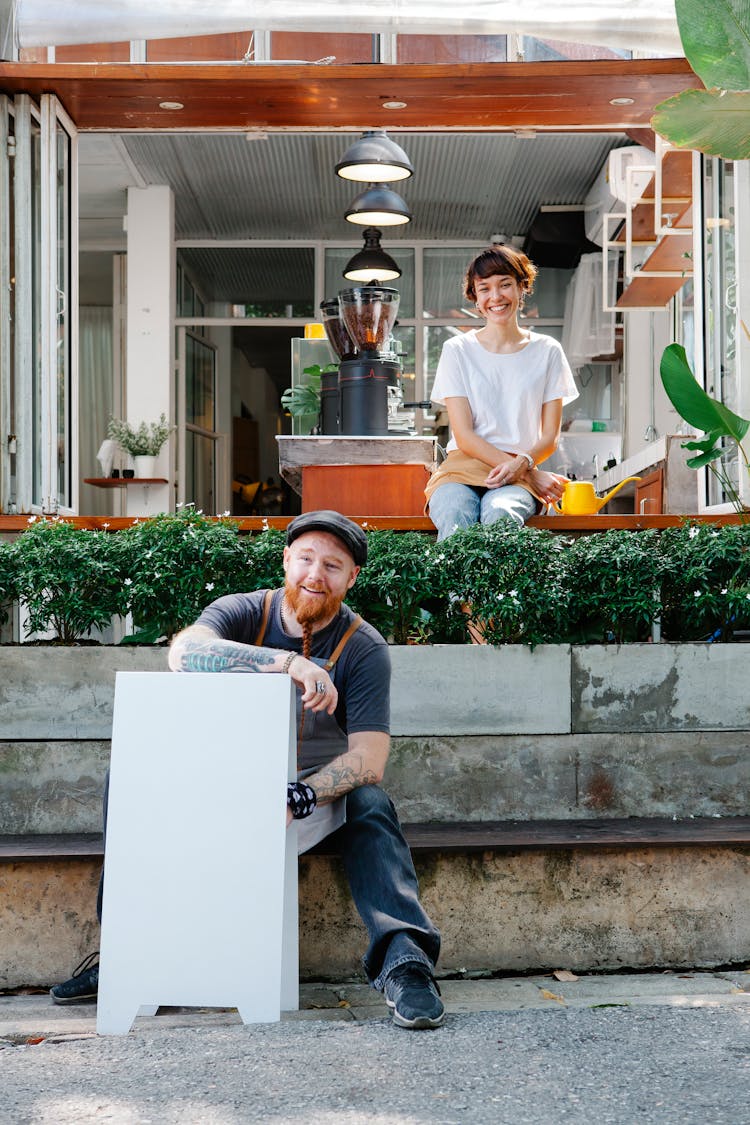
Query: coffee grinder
337 286 401 436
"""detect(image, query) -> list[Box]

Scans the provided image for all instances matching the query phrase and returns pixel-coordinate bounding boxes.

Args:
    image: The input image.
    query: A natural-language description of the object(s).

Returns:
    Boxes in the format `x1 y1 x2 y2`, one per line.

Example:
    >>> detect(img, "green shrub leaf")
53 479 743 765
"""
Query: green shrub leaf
660 343 750 442
651 89 750 160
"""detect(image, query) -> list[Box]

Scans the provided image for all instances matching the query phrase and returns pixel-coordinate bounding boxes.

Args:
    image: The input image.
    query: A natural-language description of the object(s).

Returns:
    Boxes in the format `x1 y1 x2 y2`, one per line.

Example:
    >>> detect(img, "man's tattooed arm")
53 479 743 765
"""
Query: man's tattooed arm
168 624 285 674
306 731 390 805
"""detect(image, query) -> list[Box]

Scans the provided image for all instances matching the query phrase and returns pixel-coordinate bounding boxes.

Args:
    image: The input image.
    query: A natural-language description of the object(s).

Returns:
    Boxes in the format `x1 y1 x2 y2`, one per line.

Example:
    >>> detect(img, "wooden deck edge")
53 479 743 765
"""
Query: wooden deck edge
4 817 750 861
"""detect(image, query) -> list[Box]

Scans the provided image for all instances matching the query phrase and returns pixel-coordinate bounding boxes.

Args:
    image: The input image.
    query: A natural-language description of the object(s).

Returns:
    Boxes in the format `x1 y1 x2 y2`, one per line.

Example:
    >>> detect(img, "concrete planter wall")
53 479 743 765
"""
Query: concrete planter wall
1 643 749 834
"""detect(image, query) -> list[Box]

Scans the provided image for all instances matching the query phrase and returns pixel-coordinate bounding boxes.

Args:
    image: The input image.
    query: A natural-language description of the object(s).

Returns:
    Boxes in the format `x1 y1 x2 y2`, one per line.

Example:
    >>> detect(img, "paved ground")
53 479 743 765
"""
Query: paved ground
2 970 750 1124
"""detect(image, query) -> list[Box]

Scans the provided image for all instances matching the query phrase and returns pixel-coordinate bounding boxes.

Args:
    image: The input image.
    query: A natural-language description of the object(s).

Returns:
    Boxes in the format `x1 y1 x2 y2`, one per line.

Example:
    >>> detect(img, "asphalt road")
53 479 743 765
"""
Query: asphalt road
2 973 750 1124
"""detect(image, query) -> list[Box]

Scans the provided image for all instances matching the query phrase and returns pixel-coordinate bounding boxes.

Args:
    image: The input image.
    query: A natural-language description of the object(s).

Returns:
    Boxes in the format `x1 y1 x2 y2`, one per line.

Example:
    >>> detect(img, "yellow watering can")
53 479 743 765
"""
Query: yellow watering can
552 476 641 515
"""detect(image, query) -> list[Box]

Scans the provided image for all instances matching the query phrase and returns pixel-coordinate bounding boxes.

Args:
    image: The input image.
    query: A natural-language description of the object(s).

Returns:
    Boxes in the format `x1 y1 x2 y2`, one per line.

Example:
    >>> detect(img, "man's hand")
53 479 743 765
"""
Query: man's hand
288 654 338 714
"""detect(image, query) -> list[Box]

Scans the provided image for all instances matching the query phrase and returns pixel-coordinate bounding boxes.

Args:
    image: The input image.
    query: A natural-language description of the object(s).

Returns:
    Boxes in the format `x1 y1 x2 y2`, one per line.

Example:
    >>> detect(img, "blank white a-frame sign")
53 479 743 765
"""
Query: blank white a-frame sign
97 671 298 1035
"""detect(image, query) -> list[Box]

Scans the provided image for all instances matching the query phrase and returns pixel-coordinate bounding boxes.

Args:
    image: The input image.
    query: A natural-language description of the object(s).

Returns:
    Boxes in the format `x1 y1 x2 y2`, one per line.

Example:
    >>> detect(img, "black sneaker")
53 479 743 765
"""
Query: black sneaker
384 962 445 1030
49 952 99 1005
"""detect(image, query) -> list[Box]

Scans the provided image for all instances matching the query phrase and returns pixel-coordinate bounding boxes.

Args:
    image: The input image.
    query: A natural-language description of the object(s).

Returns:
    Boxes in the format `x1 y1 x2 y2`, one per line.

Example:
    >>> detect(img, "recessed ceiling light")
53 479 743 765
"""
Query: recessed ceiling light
159 101 184 111
382 100 407 110
609 97 635 106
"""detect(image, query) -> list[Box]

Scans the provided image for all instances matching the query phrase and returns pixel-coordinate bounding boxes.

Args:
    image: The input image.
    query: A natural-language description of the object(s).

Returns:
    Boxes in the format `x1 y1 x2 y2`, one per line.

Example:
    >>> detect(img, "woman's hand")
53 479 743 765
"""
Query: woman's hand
528 469 567 504
484 454 528 489
287 654 338 714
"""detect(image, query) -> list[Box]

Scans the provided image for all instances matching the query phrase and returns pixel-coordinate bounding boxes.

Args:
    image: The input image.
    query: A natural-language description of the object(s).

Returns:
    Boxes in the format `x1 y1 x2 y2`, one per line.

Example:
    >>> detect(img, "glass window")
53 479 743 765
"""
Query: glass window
702 158 738 507
270 33 375 63
521 38 632 62
179 247 315 318
54 121 72 508
147 33 252 62
397 36 507 64
186 334 215 429
185 430 216 514
521 267 575 320
424 325 474 401
423 247 478 318
55 42 130 62
324 247 415 318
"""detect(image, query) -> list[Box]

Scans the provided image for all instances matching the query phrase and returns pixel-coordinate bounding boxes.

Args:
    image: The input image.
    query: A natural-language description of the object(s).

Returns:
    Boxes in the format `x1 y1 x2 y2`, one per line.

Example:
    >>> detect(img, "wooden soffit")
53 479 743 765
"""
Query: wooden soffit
0 58 699 131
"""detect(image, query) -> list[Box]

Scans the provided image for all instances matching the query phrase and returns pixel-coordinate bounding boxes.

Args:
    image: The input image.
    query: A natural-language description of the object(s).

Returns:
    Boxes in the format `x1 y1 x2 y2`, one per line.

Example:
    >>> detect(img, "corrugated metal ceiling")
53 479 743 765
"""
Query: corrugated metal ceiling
121 131 627 302
124 131 625 241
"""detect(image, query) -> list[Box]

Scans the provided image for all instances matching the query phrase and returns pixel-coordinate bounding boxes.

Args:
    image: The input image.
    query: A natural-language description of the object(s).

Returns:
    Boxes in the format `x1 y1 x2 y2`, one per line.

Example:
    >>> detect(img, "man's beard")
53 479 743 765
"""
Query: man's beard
285 578 343 627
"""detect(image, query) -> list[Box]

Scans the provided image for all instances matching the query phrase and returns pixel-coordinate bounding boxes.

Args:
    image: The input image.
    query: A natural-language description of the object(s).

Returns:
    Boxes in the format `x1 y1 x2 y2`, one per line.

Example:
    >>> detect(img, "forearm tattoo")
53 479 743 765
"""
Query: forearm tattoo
175 634 278 674
309 755 380 804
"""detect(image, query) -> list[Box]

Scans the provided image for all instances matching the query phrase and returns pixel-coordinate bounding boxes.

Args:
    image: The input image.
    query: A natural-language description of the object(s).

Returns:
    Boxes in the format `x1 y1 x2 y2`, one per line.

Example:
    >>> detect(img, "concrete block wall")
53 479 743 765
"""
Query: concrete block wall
2 645 749 834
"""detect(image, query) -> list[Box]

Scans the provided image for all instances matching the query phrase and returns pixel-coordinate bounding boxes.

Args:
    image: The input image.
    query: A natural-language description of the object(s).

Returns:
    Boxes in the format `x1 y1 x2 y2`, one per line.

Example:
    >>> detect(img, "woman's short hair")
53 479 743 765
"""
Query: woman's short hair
464 246 538 302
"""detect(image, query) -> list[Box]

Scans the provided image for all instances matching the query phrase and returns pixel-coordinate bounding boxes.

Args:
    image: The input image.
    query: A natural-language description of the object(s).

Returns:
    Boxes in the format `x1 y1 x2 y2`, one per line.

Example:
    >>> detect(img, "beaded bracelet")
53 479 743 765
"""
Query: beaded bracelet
287 781 318 820
281 651 298 675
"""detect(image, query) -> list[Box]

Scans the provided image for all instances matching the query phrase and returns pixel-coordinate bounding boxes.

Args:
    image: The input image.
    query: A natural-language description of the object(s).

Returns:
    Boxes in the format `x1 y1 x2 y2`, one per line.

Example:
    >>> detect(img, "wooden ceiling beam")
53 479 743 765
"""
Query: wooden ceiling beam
0 59 698 131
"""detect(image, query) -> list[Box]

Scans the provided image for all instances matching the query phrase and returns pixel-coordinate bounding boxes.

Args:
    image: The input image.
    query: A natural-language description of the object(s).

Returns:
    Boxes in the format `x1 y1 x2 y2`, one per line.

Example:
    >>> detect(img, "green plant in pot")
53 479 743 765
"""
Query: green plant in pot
107 413 173 478
280 364 337 435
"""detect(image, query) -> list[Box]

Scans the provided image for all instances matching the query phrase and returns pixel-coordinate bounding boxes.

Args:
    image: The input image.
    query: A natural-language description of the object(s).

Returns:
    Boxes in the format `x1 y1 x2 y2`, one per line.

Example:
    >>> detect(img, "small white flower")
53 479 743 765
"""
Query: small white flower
694 590 701 598
509 589 518 598
221 511 230 518
123 578 132 587
689 526 699 539
27 515 37 524
103 522 110 529
497 593 504 600
205 582 215 591
721 587 728 595
437 553 445 561
361 521 368 528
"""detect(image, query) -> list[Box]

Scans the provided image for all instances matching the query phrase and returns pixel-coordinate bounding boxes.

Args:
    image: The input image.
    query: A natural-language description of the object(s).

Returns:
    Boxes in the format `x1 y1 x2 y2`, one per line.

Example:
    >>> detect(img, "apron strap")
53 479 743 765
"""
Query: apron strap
253 589 274 647
324 615 363 670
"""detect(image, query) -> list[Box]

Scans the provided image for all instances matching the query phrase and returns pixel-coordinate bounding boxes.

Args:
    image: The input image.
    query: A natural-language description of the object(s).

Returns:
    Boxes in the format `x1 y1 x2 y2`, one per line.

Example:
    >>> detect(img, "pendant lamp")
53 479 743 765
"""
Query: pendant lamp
345 184 412 227
343 228 401 283
335 130 414 183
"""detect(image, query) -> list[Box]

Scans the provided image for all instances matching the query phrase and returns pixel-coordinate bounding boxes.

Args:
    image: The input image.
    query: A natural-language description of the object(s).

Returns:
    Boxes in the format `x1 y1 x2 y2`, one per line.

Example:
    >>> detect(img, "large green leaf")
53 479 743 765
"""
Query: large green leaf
651 88 750 160
660 343 750 441
675 0 750 92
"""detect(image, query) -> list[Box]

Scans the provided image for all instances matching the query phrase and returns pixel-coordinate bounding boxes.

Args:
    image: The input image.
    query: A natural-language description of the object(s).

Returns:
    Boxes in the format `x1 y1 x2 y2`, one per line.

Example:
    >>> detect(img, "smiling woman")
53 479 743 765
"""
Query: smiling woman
425 245 579 540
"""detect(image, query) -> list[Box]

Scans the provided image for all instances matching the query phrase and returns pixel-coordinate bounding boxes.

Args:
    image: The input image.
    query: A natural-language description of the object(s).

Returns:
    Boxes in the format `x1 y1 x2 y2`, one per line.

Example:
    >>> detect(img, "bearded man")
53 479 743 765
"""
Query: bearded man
166 510 444 1030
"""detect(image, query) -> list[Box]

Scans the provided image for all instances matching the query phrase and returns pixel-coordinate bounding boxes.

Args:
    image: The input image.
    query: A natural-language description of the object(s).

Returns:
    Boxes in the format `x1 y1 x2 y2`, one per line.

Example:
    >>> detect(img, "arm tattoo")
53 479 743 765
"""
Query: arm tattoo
175 634 279 674
309 756 380 805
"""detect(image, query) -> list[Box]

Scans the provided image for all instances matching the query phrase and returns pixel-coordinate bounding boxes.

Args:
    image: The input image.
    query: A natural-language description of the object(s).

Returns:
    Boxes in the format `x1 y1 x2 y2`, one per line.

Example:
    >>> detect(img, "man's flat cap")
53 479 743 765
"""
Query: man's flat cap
286 510 367 567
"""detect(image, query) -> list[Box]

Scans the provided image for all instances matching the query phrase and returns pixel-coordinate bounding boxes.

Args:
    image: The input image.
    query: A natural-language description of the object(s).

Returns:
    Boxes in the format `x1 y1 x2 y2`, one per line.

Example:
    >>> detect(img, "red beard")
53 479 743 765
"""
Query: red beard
284 579 343 627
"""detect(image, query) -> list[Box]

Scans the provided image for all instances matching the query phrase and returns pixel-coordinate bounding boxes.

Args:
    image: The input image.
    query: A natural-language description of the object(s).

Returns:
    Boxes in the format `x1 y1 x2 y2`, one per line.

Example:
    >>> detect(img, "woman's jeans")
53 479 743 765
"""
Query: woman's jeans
328 784 441 990
429 481 538 540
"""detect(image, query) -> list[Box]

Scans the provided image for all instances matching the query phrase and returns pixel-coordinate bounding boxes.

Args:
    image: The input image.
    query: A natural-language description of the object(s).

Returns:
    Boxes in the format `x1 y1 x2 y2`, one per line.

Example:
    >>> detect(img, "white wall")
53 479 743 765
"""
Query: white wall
622 308 681 459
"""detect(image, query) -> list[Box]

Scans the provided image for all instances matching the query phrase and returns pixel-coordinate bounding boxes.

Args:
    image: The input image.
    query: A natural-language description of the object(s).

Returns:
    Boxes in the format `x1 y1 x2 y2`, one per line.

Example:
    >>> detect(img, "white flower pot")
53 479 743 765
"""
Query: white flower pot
133 455 157 478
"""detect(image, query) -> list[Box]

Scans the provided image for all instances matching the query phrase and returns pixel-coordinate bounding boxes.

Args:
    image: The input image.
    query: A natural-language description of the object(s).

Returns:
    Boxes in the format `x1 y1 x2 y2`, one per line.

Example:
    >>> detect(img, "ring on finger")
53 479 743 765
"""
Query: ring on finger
315 680 326 694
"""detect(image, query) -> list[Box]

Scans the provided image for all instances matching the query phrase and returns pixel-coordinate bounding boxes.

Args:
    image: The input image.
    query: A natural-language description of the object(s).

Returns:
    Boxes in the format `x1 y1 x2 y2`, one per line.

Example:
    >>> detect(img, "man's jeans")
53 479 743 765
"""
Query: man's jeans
329 784 441 991
429 482 538 540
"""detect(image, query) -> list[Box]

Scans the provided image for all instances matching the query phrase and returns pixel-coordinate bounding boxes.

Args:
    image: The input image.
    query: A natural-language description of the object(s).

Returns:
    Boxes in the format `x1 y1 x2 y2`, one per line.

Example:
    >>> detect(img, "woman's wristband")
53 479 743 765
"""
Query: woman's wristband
287 781 318 819
517 452 534 469
281 651 298 675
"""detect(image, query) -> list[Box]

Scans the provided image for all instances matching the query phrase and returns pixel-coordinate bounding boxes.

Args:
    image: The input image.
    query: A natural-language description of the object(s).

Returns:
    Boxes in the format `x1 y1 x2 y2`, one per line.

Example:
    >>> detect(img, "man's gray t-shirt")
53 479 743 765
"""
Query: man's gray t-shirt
196 588 390 771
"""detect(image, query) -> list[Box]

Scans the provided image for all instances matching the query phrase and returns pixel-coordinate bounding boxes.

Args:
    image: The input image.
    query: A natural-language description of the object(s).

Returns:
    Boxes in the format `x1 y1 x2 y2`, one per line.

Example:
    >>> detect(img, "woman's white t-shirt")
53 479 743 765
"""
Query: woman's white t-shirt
431 330 578 455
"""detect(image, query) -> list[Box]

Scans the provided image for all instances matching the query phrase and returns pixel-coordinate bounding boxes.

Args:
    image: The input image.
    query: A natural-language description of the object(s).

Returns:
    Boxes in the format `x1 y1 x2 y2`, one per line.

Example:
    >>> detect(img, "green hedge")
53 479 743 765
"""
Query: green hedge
1 511 749 645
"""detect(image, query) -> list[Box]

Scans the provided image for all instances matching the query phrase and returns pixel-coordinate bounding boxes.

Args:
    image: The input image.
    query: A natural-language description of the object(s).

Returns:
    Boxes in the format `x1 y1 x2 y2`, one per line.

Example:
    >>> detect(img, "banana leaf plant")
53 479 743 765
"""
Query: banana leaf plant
651 0 750 160
660 343 750 511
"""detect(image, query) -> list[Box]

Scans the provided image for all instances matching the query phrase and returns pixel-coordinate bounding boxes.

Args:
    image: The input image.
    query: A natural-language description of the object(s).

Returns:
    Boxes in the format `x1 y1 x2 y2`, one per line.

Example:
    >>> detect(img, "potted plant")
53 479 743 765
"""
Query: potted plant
107 413 173 478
